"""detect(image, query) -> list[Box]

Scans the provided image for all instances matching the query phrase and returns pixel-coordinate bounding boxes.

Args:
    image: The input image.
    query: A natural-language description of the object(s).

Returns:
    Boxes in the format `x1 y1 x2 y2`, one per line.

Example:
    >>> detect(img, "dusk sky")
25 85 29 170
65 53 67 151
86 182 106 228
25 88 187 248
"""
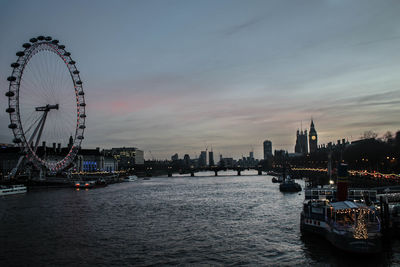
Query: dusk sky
1 0 400 160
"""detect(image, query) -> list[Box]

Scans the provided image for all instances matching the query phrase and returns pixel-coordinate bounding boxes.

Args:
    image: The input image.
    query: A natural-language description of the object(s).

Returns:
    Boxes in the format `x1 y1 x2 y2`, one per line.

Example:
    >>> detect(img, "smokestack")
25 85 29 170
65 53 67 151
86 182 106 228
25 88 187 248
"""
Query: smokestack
53 142 56 152
57 143 61 153
42 141 46 148
337 164 348 201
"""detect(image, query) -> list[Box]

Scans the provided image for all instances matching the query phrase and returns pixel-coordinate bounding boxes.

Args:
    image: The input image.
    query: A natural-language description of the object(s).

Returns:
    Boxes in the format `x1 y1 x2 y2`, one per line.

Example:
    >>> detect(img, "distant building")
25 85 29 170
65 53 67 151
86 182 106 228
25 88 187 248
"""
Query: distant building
0 146 20 178
208 151 214 166
309 120 318 153
104 155 118 172
263 140 272 159
221 157 234 168
110 147 144 170
0 139 119 175
199 151 207 167
274 149 288 167
135 150 144 164
102 149 118 172
295 129 308 154
76 148 104 172
274 149 287 158
183 154 191 167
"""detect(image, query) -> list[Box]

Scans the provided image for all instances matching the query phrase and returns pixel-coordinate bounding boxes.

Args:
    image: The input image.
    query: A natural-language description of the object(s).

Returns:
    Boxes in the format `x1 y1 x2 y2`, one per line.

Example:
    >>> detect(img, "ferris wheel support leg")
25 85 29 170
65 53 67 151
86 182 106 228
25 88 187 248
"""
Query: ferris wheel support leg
39 167 46 181
7 155 25 179
33 111 48 153
26 112 47 150
8 112 49 180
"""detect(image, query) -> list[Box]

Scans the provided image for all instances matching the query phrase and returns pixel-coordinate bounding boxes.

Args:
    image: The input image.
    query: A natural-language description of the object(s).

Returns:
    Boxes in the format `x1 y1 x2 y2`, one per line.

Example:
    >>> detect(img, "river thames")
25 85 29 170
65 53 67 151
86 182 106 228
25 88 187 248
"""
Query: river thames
1 171 399 266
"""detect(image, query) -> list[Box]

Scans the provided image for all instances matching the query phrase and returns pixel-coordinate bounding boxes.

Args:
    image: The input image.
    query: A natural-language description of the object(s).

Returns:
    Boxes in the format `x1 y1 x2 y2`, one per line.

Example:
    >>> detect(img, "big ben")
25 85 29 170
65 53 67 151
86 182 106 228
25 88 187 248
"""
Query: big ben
309 120 318 153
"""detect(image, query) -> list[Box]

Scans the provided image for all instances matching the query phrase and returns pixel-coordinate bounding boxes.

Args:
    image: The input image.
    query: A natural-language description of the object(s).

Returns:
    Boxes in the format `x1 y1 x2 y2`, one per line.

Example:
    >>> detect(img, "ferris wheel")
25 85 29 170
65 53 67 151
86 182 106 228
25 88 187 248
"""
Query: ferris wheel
5 35 86 175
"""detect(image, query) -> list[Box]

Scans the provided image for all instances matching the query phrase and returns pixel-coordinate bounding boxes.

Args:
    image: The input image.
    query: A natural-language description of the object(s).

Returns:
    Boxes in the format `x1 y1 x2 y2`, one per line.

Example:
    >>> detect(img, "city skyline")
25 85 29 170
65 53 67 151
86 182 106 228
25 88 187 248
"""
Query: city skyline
1 0 400 159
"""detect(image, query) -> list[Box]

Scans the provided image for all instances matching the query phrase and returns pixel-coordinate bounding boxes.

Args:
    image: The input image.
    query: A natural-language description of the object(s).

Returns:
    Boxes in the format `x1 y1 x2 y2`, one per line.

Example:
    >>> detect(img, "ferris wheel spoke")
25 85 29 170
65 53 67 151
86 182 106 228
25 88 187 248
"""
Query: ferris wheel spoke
20 79 47 104
37 53 56 103
45 53 58 102
24 64 53 103
22 67 45 100
23 113 42 135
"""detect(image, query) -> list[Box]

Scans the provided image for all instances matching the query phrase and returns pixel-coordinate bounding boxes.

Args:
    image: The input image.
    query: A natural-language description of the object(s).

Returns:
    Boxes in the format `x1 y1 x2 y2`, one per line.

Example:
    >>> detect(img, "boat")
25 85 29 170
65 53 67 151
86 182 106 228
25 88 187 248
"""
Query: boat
0 184 27 196
73 181 95 189
279 176 301 192
95 179 107 187
267 171 282 176
272 176 283 183
376 192 400 236
126 175 138 182
391 204 400 236
300 188 382 253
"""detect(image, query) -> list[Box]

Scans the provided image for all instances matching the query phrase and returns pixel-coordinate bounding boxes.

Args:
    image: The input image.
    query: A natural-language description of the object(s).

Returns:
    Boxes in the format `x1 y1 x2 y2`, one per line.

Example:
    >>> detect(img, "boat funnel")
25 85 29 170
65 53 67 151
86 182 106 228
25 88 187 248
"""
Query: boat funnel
337 163 348 201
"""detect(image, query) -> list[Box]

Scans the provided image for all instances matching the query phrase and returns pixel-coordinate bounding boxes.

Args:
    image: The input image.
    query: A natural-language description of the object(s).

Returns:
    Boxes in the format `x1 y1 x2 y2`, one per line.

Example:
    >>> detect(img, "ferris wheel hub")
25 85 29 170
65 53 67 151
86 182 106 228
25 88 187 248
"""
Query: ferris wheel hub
35 104 59 112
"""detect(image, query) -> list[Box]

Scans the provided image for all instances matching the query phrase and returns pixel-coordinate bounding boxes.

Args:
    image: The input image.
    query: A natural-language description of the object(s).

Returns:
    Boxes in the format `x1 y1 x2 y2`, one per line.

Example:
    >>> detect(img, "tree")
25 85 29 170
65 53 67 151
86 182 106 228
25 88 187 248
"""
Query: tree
382 131 394 144
396 131 400 147
354 209 368 239
362 131 378 140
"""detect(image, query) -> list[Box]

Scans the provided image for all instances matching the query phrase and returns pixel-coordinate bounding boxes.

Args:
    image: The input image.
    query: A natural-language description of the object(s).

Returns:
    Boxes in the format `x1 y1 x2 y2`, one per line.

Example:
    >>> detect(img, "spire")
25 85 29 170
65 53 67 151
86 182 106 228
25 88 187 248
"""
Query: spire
310 119 314 128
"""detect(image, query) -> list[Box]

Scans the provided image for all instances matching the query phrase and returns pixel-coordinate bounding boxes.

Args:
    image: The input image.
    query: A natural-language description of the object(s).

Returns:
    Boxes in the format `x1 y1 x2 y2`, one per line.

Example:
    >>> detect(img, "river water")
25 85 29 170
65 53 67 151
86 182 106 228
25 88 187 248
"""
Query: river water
1 170 399 266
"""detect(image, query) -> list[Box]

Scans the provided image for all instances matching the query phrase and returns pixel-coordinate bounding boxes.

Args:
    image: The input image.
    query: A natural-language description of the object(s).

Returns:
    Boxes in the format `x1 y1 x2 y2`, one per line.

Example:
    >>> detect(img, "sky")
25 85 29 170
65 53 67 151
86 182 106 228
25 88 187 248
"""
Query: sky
0 0 400 160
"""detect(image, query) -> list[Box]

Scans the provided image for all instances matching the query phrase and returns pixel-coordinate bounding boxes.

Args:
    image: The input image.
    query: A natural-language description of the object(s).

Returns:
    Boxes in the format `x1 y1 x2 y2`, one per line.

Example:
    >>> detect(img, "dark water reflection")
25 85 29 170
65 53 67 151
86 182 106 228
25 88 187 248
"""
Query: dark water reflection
1 170 399 266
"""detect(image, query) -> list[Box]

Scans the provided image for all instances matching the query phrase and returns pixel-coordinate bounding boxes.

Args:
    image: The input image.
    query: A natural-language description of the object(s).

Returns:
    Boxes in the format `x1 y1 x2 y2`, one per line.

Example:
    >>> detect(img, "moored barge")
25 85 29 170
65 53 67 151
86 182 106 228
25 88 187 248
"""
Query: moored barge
301 198 382 253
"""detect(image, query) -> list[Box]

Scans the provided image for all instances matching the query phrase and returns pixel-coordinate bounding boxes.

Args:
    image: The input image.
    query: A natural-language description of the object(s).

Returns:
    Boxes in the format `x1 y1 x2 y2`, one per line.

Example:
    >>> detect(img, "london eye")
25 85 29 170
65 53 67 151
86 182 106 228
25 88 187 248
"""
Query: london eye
5 35 86 175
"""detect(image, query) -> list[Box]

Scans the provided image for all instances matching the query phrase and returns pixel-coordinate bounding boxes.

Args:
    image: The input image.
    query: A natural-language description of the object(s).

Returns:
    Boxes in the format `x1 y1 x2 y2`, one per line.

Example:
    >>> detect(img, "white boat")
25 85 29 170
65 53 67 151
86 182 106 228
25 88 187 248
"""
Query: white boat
127 175 138 181
0 184 27 196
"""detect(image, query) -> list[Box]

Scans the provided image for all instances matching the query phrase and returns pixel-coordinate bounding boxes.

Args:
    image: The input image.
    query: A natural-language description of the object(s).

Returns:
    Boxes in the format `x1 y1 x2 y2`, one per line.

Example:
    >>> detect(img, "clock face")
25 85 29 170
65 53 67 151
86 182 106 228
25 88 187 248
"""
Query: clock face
311 135 316 140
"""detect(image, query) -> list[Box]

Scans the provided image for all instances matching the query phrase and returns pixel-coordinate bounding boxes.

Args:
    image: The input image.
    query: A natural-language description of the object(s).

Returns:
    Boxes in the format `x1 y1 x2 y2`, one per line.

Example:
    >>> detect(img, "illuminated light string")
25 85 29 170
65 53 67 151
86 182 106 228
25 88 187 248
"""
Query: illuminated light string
292 168 400 179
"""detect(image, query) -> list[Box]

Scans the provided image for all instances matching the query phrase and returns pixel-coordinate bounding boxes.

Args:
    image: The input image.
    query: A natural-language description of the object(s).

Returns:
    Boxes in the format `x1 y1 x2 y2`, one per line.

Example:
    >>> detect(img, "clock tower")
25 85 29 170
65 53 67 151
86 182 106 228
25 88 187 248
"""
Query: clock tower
309 120 318 153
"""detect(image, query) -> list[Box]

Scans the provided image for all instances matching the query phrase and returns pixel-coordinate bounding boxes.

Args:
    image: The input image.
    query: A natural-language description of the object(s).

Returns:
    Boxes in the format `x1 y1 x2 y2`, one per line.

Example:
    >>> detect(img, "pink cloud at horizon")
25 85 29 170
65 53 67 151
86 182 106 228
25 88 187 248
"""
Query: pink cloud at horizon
89 92 184 115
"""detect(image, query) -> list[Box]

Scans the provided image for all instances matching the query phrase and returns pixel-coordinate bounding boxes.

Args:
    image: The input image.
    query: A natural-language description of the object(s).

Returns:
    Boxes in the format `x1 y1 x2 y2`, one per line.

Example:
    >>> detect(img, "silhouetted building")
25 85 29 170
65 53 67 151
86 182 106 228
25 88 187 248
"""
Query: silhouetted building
209 151 214 166
221 157 234 168
199 151 207 167
274 149 288 167
183 154 191 167
309 120 318 153
0 145 20 178
295 129 308 154
263 140 272 159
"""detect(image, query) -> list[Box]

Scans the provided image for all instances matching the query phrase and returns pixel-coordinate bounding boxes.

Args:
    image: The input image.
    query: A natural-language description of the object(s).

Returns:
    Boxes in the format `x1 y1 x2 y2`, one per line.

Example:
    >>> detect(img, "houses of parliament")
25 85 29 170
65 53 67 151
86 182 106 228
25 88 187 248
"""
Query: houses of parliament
295 120 318 154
